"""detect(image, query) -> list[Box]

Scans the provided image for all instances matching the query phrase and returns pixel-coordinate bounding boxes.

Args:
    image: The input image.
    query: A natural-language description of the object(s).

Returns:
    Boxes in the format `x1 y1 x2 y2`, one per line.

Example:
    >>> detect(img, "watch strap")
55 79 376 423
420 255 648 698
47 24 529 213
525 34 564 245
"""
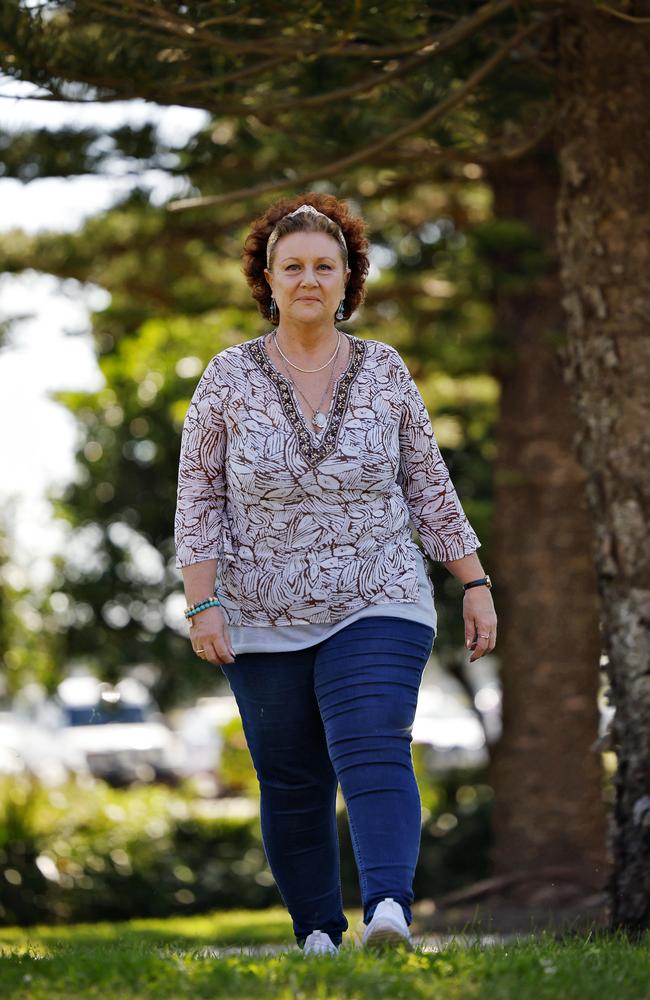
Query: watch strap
463 574 492 591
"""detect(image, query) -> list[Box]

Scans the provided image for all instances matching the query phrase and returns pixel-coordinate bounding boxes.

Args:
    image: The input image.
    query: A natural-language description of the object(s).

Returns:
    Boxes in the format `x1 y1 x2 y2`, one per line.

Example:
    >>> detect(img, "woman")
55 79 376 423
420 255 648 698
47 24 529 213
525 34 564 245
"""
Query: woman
174 193 497 955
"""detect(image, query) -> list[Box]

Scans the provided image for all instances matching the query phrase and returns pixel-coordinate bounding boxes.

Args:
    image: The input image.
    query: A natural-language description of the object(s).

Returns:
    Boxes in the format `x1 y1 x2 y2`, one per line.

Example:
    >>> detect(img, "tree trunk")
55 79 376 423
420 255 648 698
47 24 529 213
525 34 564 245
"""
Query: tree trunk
485 147 609 904
555 3 650 934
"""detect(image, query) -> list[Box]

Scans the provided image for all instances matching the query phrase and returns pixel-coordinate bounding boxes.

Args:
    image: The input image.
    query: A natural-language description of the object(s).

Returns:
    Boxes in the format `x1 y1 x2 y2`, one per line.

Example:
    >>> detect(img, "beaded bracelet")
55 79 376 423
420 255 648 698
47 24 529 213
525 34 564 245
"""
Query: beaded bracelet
184 595 222 620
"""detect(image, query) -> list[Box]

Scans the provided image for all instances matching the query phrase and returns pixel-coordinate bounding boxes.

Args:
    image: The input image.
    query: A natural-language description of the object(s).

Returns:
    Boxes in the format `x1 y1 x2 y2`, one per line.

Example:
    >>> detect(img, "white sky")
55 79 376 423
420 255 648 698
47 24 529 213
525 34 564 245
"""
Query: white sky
0 79 208 585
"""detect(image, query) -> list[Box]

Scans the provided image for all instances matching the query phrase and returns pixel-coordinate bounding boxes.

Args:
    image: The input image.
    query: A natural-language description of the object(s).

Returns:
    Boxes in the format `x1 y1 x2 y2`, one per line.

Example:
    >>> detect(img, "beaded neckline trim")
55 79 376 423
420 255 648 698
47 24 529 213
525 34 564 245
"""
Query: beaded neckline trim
246 331 367 468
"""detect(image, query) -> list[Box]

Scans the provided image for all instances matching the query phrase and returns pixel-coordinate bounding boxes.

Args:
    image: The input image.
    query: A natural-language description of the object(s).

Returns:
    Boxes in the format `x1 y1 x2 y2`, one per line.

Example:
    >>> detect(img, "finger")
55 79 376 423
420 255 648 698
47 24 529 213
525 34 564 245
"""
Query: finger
193 637 221 665
207 635 235 665
465 618 484 648
192 631 234 664
204 639 225 666
213 631 235 663
481 626 497 651
468 629 491 660
220 630 236 660
217 644 235 664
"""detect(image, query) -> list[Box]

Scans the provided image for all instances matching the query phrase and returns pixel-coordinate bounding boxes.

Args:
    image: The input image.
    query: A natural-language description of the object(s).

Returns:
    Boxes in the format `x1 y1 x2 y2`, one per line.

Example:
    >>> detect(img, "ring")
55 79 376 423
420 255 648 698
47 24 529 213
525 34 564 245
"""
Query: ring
478 634 490 638
195 648 206 654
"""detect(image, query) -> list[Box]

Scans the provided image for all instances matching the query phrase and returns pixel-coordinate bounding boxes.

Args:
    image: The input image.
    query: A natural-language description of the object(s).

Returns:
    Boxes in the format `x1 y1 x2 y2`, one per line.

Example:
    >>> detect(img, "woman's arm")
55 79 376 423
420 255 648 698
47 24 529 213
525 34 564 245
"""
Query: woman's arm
181 558 220 607
442 551 485 585
175 356 235 664
174 356 228 568
394 351 481 562
393 350 497 660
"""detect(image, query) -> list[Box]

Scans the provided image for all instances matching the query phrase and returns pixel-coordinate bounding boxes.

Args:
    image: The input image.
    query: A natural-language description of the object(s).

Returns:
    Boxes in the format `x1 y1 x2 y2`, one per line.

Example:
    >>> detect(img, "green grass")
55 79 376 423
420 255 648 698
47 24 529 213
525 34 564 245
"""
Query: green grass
1 908 649 999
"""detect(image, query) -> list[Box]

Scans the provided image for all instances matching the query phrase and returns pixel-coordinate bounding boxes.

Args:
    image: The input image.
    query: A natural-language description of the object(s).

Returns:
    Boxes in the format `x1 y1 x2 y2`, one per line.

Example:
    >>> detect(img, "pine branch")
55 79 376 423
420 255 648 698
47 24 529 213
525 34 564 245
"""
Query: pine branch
596 3 650 24
173 0 518 116
1 1 539 118
79 0 357 57
167 14 555 212
56 0 519 60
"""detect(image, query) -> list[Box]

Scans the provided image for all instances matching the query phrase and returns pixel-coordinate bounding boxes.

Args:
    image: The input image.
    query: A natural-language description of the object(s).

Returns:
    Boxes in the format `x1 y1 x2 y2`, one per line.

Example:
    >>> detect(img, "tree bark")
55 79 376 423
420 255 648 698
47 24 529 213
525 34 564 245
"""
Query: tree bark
485 147 609 902
554 3 650 934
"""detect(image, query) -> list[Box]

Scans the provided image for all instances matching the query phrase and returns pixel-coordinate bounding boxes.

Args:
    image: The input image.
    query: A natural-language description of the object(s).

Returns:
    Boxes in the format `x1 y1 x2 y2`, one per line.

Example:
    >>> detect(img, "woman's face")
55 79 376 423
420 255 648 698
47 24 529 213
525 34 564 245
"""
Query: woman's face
264 231 350 324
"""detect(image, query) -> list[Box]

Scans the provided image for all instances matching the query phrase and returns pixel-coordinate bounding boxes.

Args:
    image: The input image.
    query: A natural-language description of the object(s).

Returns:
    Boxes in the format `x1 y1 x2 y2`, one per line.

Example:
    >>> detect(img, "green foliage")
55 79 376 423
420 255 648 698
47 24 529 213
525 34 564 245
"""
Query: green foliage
0 760 493 927
469 218 551 295
0 124 162 181
0 774 276 926
217 716 261 799
0 0 560 227
0 512 64 699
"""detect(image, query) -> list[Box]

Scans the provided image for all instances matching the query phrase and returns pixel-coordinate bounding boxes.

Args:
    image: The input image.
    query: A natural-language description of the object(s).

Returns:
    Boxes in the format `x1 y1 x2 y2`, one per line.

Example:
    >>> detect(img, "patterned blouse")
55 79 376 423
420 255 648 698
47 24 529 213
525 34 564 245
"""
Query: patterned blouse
174 331 481 626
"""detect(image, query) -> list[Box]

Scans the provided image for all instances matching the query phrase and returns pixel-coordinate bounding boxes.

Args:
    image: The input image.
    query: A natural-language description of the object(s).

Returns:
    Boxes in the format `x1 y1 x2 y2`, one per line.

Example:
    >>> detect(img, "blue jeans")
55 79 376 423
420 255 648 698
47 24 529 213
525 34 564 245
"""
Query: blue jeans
219 615 435 948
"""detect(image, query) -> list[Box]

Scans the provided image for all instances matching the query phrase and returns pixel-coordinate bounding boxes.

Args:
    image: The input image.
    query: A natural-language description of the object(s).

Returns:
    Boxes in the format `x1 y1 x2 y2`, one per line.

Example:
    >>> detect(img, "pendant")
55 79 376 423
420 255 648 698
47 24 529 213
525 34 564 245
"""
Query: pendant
312 411 327 429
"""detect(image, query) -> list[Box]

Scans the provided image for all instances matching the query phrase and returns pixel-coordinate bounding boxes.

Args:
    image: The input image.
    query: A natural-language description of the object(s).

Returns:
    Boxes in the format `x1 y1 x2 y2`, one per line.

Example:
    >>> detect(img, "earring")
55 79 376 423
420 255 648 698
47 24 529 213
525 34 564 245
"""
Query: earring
269 296 278 322
335 298 346 321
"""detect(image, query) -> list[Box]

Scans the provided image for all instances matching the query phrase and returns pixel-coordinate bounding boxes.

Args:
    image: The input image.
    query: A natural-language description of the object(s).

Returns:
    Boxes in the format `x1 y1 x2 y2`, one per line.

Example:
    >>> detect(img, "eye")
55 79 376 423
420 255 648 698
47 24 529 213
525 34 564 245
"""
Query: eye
284 263 333 270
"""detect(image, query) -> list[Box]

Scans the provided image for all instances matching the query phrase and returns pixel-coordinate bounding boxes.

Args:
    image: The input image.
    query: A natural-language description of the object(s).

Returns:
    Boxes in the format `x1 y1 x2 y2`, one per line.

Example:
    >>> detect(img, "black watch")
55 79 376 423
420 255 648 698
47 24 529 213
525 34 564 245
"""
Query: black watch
463 574 492 592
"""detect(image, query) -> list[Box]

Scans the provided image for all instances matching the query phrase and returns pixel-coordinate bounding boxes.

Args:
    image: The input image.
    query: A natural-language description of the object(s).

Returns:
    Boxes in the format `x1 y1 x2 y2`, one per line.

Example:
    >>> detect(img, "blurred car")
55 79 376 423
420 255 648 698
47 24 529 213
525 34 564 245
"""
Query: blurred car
171 694 239 789
0 709 88 784
50 675 186 786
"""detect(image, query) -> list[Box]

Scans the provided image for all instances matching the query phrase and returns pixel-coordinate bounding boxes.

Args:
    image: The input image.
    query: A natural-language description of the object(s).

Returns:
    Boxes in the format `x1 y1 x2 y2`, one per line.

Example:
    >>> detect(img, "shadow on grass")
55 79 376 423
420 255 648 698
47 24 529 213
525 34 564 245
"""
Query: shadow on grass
0 906 311 948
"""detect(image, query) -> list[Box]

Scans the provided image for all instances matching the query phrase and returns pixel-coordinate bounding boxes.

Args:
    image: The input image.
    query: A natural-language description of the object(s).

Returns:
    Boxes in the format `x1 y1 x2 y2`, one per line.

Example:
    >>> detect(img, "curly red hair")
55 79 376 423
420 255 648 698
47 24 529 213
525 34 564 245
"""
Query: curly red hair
241 192 370 322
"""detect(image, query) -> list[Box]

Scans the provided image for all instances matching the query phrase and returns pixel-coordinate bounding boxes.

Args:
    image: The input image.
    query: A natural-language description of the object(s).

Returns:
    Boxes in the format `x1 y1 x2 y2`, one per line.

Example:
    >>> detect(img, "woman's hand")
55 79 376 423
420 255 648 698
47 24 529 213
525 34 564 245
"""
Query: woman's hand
463 588 497 662
189 606 236 665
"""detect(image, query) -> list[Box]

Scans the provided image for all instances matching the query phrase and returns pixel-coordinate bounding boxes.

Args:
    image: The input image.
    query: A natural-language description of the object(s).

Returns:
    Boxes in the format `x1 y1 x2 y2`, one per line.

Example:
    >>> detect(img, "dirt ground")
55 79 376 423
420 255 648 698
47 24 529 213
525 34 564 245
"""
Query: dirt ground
411 873 610 938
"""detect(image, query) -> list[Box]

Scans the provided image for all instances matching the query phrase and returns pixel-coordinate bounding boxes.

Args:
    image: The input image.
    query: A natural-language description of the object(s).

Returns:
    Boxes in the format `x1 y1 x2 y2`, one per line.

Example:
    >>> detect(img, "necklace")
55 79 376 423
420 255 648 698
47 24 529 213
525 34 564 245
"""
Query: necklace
273 328 341 373
270 331 341 431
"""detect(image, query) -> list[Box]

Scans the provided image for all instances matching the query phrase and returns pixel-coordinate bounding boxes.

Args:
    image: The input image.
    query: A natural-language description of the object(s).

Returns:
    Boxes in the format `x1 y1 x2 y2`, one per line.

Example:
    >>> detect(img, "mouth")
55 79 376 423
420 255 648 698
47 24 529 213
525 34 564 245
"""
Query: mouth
297 296 321 302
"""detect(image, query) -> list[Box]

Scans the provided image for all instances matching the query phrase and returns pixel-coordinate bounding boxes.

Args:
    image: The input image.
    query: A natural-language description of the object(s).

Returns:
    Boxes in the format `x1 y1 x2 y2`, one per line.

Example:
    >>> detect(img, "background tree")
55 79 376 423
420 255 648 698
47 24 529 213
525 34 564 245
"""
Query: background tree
0 508 63 699
483 148 606 897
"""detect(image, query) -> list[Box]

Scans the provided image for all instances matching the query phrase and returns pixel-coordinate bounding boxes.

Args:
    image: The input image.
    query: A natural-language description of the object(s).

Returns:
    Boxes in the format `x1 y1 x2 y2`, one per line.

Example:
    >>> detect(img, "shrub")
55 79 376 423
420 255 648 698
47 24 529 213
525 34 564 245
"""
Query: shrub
0 759 493 925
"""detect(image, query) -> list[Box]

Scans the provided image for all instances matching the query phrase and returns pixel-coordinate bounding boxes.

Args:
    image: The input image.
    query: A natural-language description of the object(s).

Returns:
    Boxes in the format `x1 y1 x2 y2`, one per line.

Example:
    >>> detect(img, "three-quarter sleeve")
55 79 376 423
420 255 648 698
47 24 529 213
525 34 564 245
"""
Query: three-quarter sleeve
393 351 481 562
174 356 228 569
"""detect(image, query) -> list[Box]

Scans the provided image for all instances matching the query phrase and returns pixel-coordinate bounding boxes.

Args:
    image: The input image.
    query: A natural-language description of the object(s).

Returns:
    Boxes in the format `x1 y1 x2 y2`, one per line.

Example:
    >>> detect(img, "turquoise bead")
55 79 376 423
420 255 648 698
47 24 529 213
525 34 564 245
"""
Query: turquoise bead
185 596 222 620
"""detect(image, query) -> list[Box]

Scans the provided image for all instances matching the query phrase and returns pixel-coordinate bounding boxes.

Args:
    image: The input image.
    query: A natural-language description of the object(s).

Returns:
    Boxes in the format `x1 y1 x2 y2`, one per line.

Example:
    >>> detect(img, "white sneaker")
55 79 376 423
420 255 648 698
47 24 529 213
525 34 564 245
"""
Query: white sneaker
302 930 340 956
361 897 414 950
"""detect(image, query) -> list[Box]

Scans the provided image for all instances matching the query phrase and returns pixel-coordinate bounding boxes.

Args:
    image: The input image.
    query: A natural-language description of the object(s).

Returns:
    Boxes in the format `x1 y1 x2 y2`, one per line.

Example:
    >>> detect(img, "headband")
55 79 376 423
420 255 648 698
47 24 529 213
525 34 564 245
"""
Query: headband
266 203 348 267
